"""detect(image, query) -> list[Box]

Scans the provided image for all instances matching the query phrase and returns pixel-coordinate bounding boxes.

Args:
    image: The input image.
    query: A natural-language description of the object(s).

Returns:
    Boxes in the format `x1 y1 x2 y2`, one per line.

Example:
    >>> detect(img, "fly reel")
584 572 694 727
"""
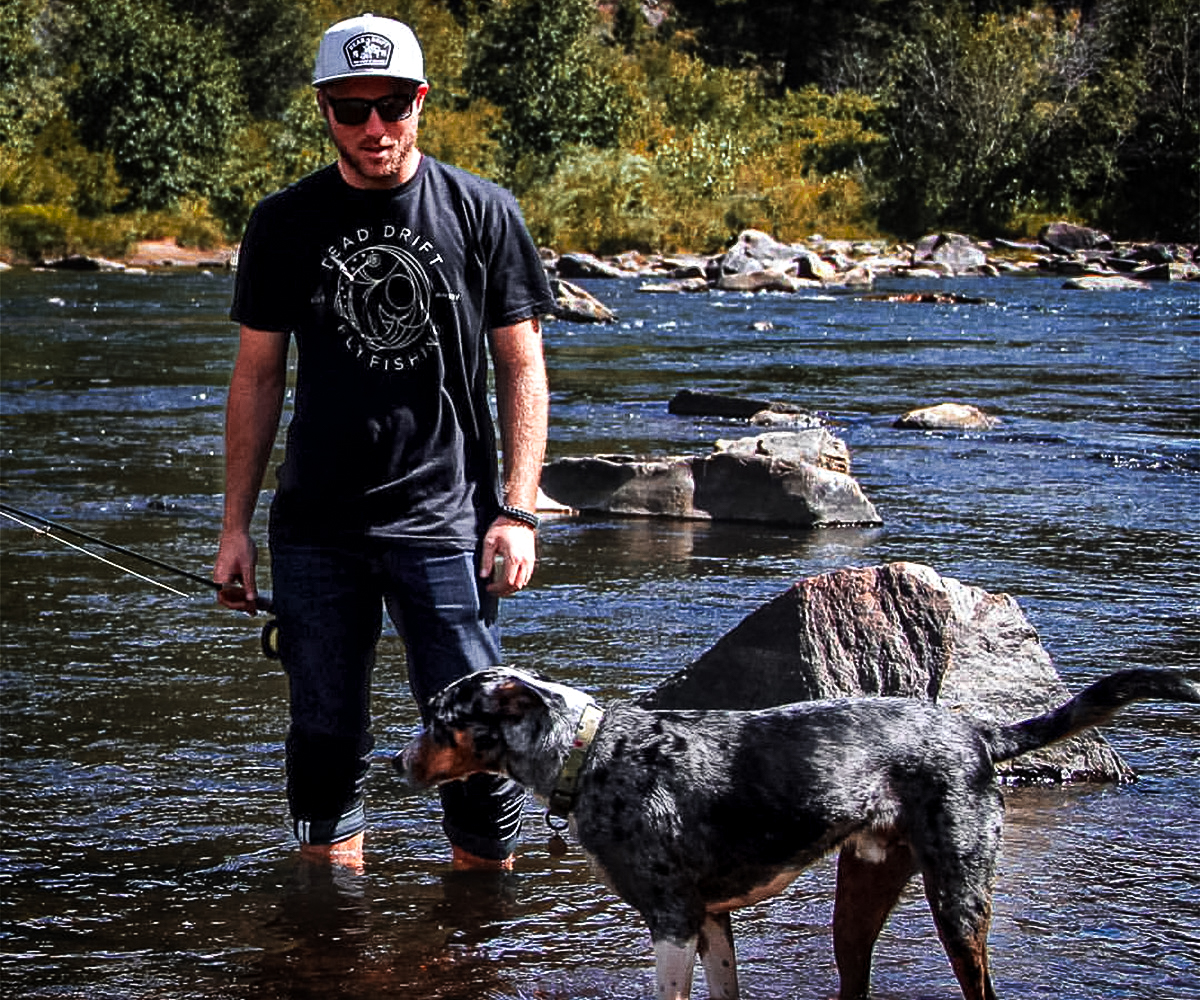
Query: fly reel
261 618 281 659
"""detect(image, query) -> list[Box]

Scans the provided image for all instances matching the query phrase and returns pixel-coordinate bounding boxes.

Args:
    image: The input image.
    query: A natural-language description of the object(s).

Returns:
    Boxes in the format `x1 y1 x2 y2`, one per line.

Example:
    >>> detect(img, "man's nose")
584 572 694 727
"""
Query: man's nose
363 108 388 135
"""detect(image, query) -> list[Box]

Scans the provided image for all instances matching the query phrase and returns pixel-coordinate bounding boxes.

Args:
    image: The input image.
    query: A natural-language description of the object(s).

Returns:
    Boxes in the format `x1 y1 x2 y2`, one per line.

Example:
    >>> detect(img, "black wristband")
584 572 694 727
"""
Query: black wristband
498 504 541 530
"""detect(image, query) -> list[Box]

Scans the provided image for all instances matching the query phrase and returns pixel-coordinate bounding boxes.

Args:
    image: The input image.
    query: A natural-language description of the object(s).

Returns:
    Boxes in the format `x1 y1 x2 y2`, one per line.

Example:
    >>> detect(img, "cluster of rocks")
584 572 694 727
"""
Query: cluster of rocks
540 389 880 528
546 223 1199 319
539 389 1001 528
544 226 1163 779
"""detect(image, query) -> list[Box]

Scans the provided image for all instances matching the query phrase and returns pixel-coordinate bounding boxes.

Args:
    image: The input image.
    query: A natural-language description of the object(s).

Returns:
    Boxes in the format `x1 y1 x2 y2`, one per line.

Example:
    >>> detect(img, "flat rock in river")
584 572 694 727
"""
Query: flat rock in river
539 450 880 528
1062 274 1150 291
894 402 999 431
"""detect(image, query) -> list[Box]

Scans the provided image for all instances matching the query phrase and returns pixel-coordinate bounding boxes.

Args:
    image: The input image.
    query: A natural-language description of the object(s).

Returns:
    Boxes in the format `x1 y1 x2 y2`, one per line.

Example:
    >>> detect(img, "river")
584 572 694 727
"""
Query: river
1 265 1197 998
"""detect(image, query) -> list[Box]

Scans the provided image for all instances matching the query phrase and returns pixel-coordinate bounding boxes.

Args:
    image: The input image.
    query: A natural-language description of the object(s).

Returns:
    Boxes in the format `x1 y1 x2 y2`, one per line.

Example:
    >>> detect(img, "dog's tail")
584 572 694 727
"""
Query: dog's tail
986 668 1200 763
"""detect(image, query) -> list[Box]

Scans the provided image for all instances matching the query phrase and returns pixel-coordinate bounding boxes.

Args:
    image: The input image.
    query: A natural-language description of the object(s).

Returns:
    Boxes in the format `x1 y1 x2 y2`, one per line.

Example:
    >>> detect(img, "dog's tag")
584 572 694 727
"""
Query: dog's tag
545 811 570 856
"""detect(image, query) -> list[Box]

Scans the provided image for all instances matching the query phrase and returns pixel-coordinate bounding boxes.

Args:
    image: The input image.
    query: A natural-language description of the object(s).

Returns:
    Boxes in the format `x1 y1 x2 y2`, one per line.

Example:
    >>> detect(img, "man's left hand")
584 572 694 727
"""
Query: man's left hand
480 519 537 596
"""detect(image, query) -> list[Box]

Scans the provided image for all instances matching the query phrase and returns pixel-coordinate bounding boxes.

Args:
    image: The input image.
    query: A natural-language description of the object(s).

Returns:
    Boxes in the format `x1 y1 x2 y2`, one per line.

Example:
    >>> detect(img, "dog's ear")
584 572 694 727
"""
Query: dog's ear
489 676 550 720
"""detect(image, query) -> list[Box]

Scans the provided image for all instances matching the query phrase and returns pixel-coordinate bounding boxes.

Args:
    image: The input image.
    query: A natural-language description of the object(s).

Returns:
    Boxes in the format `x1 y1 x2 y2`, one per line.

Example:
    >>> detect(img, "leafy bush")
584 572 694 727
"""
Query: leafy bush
135 199 227 250
1 204 74 262
0 117 127 216
420 101 505 183
525 148 662 253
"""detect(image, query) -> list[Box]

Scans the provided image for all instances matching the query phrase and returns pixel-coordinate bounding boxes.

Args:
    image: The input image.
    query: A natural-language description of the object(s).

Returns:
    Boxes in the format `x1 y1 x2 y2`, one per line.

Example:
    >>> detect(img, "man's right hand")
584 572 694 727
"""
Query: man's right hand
214 529 261 614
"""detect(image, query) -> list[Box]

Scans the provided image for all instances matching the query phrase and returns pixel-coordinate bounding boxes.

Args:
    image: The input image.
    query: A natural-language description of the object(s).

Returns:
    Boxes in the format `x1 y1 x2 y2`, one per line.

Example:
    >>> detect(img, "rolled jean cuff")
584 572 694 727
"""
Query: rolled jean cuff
442 818 523 861
441 775 526 860
293 801 366 846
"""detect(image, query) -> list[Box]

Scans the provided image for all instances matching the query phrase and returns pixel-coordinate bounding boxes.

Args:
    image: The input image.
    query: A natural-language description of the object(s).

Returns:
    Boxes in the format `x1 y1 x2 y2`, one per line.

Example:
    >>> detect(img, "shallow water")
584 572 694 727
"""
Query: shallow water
1 267 1197 998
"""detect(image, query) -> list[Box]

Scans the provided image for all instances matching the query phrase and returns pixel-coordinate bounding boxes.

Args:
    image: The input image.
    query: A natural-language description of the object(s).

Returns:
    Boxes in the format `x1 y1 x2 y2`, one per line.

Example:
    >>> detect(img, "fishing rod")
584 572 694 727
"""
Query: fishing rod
0 501 223 595
0 504 274 619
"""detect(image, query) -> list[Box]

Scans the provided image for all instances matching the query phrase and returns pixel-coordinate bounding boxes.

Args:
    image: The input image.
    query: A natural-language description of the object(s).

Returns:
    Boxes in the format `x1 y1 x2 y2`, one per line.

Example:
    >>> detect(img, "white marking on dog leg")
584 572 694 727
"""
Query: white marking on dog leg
849 830 892 865
654 937 698 1000
699 914 739 999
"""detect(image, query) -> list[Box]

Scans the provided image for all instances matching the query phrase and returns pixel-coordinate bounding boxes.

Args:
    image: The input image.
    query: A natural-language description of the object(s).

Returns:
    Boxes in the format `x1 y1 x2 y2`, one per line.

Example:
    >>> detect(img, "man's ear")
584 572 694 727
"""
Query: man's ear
315 89 333 131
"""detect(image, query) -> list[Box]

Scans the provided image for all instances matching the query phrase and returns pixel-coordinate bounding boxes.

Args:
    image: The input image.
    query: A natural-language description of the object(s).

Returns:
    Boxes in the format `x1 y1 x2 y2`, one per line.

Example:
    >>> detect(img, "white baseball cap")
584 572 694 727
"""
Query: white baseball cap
312 13 426 87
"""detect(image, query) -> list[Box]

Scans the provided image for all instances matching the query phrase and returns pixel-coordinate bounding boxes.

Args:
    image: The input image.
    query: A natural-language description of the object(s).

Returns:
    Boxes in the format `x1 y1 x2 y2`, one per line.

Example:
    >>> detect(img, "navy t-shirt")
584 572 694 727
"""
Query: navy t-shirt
230 157 554 547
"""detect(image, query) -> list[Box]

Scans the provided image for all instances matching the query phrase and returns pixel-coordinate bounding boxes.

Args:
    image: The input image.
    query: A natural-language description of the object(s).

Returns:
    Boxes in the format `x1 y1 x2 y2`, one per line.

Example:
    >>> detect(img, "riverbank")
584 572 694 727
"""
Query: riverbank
0 239 235 273
8 225 1196 290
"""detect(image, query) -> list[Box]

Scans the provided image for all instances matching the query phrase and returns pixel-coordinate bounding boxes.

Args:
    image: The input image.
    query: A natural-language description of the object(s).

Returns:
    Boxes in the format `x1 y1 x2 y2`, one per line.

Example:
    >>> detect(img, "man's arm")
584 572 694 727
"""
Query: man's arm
214 325 289 612
482 317 549 596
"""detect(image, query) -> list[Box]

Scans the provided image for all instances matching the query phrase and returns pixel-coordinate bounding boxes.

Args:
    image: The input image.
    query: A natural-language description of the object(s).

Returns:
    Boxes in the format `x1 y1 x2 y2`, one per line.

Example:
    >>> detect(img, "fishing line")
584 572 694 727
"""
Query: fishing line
0 502 278 656
0 505 192 598
0 501 221 594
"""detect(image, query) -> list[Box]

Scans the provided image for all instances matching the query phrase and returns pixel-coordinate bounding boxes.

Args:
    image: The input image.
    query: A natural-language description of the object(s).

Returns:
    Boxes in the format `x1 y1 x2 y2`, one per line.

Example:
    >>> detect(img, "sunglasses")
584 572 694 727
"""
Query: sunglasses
325 92 417 126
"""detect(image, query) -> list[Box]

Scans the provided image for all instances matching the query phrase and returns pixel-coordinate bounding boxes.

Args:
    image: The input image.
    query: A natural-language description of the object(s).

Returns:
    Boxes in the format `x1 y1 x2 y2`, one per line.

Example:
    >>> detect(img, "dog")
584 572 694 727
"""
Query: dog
400 667 1199 1000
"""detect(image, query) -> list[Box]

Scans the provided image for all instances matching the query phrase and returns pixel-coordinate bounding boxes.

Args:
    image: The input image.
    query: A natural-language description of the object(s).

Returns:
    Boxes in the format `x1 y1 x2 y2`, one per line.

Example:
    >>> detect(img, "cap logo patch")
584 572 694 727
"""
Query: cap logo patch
343 32 393 71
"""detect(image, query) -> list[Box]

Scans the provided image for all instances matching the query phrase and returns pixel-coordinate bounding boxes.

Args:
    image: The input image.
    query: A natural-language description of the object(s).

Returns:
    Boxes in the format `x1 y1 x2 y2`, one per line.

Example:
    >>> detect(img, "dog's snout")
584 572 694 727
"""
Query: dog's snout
393 735 424 783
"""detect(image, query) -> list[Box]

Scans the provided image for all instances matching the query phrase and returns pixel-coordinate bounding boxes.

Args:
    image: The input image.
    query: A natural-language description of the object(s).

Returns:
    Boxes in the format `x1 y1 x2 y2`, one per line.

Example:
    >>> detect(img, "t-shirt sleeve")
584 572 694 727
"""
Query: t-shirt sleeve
229 196 300 333
483 190 556 329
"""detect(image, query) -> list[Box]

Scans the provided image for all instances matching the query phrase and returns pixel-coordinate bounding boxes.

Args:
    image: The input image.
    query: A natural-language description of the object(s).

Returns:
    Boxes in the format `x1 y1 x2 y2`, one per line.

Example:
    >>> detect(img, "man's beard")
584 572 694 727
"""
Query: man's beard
333 130 417 187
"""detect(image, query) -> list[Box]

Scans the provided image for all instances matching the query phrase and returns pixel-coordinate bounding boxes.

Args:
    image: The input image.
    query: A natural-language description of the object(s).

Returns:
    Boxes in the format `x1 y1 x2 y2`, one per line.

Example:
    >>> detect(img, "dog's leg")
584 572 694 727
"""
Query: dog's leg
832 840 916 999
922 873 996 1000
698 912 738 999
654 936 699 1000
920 820 1000 1000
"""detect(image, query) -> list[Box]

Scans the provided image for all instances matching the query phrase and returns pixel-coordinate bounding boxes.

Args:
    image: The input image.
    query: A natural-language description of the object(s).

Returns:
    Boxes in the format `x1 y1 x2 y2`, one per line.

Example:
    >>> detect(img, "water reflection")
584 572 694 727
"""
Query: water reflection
246 862 521 1000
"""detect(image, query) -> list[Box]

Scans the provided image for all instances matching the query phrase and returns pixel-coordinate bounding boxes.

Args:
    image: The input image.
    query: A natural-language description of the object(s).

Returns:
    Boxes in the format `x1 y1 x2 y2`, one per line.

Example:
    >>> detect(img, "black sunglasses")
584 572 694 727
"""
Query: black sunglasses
325 92 417 126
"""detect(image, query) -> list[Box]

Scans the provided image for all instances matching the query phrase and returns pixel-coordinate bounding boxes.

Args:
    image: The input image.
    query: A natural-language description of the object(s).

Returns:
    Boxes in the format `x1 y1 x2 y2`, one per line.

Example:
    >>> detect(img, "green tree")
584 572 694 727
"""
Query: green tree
165 0 316 119
463 0 624 188
1093 0 1199 239
60 0 246 210
0 0 69 155
873 4 1105 236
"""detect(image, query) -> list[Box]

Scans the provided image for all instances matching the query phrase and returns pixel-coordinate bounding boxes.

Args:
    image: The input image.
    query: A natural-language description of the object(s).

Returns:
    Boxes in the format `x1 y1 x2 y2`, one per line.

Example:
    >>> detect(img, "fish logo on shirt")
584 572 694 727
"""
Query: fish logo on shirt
330 245 438 373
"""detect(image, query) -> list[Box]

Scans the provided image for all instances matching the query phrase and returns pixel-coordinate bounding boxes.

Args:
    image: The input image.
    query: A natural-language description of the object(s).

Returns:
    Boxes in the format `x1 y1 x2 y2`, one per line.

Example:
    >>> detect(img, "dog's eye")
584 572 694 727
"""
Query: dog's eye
472 730 499 752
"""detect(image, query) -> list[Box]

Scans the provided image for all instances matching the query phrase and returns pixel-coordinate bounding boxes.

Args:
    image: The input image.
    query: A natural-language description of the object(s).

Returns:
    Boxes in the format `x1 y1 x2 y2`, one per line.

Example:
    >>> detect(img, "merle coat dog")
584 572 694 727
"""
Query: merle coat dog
401 667 1198 1000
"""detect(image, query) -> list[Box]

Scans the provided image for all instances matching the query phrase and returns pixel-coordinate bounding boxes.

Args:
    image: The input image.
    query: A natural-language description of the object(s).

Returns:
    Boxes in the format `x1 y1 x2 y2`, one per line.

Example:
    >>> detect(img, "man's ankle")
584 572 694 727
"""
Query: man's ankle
451 844 514 871
299 830 364 868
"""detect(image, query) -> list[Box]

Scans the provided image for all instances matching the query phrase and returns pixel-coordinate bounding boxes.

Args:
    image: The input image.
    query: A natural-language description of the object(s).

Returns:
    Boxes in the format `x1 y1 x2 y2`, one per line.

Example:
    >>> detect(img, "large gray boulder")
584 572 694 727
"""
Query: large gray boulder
641 562 1134 784
711 229 803 280
539 450 880 528
1039 221 1113 253
550 277 618 322
913 233 988 274
715 429 851 474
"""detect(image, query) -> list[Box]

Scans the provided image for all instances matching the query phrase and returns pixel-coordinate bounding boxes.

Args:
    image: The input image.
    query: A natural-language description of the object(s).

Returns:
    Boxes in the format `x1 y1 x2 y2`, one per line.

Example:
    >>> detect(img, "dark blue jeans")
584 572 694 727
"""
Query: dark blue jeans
270 537 525 860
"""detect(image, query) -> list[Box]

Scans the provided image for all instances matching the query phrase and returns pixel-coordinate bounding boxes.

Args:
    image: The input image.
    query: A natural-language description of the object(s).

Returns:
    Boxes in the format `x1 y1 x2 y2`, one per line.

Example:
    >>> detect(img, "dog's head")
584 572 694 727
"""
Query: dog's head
401 667 593 794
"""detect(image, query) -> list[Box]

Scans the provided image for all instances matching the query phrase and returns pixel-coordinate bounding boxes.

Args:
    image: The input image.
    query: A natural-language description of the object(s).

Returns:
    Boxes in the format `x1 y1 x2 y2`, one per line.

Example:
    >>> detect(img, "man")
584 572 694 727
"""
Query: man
214 14 553 871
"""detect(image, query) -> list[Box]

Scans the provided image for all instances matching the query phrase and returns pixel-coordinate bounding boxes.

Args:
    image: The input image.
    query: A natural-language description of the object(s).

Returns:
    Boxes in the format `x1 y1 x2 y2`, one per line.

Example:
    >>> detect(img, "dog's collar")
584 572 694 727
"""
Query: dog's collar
546 702 604 819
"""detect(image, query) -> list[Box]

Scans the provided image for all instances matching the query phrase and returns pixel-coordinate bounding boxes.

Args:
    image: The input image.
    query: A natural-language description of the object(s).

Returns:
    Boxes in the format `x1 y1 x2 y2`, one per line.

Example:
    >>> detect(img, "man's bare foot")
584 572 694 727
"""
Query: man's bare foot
451 845 514 871
299 831 364 870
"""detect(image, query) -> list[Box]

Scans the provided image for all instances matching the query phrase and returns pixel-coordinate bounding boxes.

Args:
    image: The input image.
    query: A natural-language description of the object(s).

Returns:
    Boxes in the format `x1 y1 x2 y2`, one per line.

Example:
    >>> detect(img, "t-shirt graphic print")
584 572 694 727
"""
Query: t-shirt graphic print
327 234 439 375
